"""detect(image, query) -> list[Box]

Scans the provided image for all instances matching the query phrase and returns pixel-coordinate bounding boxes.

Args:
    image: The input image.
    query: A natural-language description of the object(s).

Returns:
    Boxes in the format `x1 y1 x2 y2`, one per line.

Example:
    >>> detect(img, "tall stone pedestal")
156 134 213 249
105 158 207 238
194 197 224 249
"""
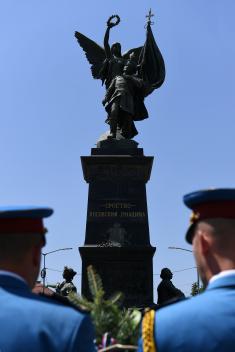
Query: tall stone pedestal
79 137 156 307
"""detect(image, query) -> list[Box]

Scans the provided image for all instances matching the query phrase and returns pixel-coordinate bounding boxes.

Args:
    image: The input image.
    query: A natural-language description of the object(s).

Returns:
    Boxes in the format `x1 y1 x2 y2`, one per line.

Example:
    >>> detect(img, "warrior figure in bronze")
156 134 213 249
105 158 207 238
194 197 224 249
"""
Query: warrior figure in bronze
157 268 185 305
56 266 77 297
75 10 165 139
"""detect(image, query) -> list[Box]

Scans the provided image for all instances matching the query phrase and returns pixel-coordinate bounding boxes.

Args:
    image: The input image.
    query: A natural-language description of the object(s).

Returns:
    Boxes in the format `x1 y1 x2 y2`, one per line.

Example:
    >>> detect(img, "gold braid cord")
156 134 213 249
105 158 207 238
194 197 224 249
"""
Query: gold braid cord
142 310 156 352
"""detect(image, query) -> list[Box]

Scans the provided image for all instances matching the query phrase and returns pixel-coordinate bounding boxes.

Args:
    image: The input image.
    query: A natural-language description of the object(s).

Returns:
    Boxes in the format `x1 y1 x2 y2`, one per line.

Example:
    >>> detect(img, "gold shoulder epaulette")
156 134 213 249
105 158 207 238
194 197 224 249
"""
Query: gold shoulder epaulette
142 309 156 352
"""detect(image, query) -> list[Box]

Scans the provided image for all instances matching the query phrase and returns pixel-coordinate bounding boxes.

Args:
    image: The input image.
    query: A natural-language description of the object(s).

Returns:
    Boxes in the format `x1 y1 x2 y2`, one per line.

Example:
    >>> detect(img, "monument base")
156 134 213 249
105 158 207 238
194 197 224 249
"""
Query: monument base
79 135 156 308
79 245 156 307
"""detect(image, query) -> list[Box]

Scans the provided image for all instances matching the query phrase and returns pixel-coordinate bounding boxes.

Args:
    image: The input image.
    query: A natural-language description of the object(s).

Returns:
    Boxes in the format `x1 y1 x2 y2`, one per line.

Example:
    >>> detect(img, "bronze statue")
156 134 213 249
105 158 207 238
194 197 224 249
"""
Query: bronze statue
157 268 185 305
75 10 165 139
55 266 77 297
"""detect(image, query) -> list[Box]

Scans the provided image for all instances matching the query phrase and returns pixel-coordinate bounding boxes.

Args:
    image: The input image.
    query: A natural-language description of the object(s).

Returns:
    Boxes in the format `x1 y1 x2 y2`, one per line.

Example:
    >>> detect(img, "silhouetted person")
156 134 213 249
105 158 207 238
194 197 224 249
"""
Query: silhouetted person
56 266 77 296
157 268 185 305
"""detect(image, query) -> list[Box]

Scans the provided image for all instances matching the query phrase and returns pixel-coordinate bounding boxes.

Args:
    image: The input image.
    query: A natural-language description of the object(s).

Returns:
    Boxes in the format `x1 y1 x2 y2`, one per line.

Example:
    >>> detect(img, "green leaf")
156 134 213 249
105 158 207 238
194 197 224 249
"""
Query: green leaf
68 292 93 311
87 265 104 299
107 291 124 305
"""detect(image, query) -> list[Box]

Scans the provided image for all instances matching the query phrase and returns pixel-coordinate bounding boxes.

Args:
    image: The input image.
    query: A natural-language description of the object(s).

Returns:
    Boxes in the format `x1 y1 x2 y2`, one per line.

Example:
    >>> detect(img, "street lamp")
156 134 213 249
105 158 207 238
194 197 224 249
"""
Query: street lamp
168 246 200 293
41 247 73 293
168 246 192 253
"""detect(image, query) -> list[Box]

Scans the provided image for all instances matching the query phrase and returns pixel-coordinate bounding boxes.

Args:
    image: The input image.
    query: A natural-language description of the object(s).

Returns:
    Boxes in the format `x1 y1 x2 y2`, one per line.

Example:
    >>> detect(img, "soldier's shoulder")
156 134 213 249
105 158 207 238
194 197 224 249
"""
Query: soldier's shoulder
146 296 189 313
38 292 90 315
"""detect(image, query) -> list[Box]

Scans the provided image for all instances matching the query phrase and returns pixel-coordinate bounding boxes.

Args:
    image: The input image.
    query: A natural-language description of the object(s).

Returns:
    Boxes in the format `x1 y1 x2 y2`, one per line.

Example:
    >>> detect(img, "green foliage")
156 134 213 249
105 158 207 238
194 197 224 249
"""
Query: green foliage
68 265 141 347
116 309 142 346
191 282 205 296
87 265 104 300
69 292 93 311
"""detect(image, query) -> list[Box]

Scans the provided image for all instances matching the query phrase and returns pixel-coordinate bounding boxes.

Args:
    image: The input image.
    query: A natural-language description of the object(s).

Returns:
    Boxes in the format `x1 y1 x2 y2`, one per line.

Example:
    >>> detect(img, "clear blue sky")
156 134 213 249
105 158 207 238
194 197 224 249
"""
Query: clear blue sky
1 0 235 298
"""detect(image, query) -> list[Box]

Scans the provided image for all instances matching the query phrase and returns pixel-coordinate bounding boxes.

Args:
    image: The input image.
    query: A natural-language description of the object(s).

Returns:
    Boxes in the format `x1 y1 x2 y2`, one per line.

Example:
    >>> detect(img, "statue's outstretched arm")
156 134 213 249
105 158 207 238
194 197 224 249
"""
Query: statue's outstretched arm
104 26 111 58
104 15 121 58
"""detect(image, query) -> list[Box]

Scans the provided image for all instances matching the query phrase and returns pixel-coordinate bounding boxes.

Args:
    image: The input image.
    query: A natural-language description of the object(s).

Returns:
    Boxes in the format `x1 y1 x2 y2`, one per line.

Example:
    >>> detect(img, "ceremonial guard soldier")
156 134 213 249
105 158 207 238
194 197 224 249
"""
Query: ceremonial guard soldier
138 189 235 352
0 206 95 352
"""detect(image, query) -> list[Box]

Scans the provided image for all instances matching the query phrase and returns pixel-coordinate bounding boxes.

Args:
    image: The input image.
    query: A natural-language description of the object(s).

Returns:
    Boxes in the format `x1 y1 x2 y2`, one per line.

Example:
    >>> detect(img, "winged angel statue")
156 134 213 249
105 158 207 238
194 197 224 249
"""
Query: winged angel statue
75 12 165 139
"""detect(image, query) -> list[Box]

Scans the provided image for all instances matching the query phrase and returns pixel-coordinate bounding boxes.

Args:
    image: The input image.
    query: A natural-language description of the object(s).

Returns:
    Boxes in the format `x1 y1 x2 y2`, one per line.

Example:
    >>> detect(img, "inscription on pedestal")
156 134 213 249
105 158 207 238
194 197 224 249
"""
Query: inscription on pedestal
89 201 145 218
89 211 146 218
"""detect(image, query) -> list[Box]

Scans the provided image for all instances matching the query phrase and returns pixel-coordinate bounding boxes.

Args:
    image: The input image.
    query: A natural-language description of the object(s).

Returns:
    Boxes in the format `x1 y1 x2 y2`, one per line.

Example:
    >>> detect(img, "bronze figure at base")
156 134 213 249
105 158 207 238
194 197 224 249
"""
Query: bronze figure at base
157 268 185 305
55 266 77 297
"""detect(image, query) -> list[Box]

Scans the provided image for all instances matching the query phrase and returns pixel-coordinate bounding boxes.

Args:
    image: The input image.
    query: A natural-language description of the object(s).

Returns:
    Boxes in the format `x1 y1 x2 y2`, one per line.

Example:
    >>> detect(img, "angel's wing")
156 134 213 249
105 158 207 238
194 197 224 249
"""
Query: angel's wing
122 47 143 62
74 31 106 79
